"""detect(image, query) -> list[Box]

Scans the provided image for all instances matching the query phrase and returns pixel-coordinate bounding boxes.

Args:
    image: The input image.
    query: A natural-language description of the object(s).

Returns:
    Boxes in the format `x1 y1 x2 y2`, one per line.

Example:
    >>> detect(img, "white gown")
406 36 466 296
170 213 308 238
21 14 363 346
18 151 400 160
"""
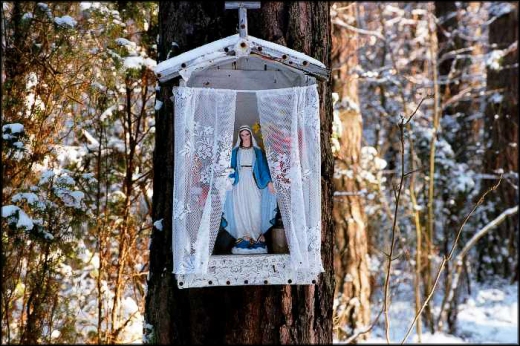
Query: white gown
232 147 262 240
220 129 278 244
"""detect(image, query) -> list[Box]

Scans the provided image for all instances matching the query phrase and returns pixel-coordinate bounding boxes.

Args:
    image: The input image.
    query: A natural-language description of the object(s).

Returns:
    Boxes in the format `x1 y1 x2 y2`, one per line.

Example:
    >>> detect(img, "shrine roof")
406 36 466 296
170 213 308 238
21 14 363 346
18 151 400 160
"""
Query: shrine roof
154 34 329 83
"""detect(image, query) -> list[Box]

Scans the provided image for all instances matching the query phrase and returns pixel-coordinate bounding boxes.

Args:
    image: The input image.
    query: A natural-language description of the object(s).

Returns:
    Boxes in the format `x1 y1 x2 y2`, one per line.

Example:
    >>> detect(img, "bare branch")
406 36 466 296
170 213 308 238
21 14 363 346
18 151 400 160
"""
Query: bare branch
333 3 356 12
448 176 502 260
458 206 518 260
436 205 519 330
442 86 472 109
404 96 429 126
332 17 386 42
382 98 426 343
403 166 424 178
400 177 503 344
344 308 384 344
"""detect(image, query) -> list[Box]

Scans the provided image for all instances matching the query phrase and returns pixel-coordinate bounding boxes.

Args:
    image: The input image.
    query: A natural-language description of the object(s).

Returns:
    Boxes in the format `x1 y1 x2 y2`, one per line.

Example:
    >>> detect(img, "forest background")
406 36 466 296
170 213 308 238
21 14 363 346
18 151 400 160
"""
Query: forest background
1 2 518 344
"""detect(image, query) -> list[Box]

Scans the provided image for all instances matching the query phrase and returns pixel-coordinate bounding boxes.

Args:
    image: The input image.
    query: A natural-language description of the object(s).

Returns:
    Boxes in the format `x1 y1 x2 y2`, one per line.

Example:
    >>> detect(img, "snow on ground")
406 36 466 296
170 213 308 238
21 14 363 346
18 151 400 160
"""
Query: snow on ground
455 281 518 343
128 275 517 344
347 277 518 344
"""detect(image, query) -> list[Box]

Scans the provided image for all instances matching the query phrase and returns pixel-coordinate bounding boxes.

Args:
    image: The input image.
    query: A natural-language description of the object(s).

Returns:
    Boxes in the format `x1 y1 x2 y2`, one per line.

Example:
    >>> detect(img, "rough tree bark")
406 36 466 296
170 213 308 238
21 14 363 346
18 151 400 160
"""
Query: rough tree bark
477 2 518 281
144 2 334 344
330 2 371 341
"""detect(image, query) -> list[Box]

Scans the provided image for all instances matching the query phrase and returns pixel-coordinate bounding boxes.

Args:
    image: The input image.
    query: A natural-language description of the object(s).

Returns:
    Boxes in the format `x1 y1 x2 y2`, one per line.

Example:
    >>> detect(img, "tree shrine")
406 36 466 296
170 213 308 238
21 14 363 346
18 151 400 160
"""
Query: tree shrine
153 1 330 288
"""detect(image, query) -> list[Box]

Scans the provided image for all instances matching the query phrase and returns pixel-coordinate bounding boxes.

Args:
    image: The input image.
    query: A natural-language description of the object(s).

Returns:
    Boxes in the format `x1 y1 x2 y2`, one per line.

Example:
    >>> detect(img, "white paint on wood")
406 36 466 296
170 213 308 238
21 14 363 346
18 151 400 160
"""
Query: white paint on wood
154 34 327 82
175 254 320 288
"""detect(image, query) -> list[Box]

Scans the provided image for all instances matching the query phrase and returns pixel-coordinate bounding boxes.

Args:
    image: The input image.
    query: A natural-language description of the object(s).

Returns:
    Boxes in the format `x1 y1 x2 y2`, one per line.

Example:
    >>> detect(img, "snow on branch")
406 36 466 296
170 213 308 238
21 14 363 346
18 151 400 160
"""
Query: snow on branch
456 205 518 261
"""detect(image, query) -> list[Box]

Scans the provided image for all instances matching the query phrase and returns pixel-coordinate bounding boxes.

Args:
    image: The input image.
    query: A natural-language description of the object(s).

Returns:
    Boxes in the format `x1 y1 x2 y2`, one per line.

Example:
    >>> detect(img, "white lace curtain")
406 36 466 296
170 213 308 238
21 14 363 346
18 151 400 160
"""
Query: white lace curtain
172 87 237 274
172 85 323 274
257 85 322 273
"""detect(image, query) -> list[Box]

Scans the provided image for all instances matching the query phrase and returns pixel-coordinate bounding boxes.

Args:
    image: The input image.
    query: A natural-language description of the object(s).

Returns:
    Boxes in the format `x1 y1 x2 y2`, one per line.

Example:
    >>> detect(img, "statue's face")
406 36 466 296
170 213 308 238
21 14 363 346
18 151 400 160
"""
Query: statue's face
240 130 252 147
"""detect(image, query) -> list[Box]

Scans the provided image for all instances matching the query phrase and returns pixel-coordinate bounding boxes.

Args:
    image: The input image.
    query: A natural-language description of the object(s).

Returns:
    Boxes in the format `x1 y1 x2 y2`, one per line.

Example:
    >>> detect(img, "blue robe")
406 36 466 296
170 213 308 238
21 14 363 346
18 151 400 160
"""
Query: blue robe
221 146 278 239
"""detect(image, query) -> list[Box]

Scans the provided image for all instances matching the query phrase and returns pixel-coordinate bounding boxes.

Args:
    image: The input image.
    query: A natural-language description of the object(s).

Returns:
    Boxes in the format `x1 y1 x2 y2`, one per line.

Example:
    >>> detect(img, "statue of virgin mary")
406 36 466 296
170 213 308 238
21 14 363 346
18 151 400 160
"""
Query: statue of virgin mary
220 125 278 254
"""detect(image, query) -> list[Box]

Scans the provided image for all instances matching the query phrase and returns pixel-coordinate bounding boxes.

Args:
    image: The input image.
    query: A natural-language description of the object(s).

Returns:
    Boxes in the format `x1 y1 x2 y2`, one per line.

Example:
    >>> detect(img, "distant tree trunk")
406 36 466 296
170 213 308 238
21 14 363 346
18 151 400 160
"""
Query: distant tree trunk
423 3 441 333
434 2 469 333
330 2 371 341
144 2 334 344
477 2 518 281
436 2 474 160
466 2 487 153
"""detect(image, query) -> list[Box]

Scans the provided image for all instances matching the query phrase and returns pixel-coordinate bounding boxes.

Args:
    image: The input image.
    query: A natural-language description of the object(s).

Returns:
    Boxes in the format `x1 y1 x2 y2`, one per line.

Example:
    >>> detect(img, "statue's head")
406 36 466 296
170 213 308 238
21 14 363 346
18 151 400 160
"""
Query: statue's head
236 124 257 149
239 128 252 148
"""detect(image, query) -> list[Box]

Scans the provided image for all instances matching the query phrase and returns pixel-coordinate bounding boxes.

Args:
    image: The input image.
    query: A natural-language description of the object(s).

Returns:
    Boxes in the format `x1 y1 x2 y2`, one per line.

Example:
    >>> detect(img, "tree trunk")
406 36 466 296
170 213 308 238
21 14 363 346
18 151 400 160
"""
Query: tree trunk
477 2 518 281
434 2 468 333
145 2 334 344
330 2 371 341
436 2 475 160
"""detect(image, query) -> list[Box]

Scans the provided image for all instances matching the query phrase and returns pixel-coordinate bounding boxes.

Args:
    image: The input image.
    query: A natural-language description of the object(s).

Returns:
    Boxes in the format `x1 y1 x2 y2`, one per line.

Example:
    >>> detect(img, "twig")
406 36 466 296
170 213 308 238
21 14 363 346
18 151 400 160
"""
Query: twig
403 97 426 126
449 176 502 260
382 97 427 343
403 166 424 178
344 307 384 344
400 177 502 344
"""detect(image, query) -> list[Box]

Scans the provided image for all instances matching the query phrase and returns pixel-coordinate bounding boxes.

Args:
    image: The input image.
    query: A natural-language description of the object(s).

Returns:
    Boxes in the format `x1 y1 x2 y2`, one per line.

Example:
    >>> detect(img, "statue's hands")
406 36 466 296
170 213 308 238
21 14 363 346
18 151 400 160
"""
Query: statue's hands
224 168 235 190
267 182 275 194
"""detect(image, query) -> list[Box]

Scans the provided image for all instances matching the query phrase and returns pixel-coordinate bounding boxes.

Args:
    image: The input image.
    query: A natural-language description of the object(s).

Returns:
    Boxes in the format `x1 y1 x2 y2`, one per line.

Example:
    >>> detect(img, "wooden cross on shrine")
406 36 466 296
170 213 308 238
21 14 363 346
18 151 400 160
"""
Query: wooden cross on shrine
225 2 261 38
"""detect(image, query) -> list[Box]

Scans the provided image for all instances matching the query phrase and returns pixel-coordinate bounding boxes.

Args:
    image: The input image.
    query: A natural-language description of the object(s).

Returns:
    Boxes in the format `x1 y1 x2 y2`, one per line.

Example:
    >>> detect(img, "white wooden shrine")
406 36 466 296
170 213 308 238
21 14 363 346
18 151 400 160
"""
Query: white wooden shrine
153 2 330 289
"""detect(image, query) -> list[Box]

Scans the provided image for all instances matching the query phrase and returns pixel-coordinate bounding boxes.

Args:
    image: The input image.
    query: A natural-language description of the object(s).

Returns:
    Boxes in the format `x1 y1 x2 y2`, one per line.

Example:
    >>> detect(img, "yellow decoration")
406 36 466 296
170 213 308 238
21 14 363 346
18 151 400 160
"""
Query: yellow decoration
252 121 261 134
252 121 263 146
